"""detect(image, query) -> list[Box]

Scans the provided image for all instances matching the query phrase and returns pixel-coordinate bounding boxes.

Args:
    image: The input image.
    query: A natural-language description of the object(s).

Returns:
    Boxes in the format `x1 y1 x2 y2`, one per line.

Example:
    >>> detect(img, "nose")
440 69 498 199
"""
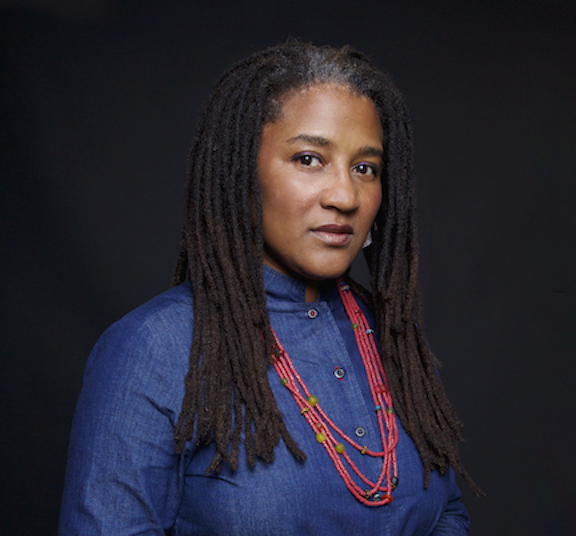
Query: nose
320 166 359 213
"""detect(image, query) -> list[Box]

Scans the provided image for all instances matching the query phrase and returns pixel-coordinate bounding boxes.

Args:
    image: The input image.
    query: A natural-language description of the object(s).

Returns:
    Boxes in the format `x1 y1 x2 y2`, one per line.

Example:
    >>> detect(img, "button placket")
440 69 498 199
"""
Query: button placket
300 301 379 474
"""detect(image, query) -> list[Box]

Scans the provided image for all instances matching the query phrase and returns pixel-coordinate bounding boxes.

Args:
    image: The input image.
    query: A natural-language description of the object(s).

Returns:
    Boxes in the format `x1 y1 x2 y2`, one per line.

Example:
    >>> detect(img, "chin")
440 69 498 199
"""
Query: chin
298 263 352 282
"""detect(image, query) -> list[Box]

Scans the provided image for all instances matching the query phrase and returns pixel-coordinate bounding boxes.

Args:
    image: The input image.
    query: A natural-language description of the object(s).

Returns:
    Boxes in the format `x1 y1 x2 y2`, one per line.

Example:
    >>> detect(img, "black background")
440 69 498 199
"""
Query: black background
1 1 575 534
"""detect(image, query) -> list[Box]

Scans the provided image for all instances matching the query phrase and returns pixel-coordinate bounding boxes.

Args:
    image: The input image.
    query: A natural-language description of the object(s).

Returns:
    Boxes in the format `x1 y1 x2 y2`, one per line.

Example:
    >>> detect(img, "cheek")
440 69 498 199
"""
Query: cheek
263 180 314 219
364 184 383 225
260 185 298 238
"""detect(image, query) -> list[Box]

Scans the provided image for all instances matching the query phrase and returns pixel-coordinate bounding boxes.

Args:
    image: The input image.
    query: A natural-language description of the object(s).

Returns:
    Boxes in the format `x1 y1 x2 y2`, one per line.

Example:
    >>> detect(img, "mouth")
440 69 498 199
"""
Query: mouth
311 224 354 246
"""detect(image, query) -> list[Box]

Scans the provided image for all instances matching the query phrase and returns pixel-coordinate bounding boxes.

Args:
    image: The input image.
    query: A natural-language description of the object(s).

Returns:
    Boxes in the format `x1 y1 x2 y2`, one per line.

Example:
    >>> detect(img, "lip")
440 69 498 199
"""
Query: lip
311 224 354 246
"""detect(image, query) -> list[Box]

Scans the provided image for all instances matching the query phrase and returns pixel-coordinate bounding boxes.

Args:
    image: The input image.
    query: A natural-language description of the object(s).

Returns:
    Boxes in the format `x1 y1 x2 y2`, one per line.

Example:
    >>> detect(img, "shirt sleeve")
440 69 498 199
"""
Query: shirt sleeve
431 469 471 535
58 311 189 535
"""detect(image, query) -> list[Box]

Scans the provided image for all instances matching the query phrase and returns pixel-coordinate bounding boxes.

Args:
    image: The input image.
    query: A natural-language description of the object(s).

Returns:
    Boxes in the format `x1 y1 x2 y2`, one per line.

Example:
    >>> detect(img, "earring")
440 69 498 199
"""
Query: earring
362 231 372 248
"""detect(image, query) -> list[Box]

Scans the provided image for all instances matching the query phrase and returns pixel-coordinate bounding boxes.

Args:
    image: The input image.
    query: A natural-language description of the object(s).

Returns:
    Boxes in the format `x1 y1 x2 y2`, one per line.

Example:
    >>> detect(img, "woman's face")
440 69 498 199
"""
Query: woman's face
258 83 383 286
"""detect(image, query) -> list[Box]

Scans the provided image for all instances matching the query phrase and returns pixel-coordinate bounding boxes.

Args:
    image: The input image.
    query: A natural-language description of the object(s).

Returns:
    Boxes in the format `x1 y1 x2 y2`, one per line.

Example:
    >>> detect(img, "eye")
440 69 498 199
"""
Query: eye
353 162 380 178
292 153 323 168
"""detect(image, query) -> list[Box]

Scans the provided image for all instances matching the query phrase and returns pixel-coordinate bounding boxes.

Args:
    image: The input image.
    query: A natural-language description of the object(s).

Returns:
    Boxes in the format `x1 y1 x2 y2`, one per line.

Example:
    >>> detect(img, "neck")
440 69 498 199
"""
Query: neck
304 281 318 302
262 258 321 302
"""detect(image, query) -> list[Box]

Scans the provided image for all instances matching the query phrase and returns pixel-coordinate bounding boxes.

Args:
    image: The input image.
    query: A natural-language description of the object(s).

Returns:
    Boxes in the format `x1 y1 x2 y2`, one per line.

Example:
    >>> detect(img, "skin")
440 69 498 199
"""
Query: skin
258 83 383 302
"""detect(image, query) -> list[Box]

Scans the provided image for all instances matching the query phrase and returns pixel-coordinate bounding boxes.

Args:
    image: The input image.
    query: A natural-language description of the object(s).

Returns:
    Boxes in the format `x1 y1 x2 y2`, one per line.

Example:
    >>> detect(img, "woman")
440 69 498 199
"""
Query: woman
59 41 479 535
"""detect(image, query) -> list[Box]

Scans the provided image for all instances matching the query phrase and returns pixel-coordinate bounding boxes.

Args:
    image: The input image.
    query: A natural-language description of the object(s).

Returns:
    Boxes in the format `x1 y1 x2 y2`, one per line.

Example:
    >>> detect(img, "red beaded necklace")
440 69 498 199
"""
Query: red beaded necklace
272 279 399 506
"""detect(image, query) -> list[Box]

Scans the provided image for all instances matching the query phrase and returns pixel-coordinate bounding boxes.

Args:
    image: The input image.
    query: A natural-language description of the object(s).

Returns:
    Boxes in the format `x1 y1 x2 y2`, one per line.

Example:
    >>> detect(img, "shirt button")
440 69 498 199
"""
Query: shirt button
355 426 366 438
334 367 345 379
307 308 319 319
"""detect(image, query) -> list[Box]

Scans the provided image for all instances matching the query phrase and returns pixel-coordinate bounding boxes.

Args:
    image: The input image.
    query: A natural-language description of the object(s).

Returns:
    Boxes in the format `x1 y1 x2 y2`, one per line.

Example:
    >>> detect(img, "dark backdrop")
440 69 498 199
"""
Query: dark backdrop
2 1 575 534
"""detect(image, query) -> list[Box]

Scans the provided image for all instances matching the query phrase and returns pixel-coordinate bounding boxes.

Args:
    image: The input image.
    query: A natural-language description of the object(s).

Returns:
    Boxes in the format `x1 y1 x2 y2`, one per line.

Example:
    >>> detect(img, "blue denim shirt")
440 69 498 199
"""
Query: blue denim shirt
59 267 470 535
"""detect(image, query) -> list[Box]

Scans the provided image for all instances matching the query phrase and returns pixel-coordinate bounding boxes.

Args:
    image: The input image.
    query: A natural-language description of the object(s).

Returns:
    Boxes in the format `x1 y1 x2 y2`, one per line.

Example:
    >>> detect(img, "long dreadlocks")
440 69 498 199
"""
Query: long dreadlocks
173 40 480 493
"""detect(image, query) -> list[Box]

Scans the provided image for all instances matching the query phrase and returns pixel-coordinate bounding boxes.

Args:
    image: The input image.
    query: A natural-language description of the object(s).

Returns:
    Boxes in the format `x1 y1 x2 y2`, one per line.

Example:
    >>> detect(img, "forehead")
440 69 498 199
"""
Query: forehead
266 84 382 144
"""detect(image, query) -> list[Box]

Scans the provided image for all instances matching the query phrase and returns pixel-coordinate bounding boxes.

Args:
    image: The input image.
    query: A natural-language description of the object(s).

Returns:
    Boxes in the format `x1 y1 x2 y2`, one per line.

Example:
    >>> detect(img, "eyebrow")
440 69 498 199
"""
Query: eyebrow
286 134 333 147
286 134 384 159
359 146 384 159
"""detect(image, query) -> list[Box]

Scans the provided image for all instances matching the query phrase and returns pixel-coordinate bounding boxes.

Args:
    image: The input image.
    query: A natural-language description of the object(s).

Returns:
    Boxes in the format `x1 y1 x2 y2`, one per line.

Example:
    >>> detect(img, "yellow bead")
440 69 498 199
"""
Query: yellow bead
307 395 318 407
316 432 326 443
361 446 367 454
300 407 309 414
352 323 359 330
280 378 288 386
386 408 394 415
335 443 345 454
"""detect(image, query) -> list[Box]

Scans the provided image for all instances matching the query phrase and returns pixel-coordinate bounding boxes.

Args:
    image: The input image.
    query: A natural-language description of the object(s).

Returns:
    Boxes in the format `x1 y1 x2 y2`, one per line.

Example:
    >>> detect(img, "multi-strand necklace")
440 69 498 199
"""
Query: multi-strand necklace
272 279 399 506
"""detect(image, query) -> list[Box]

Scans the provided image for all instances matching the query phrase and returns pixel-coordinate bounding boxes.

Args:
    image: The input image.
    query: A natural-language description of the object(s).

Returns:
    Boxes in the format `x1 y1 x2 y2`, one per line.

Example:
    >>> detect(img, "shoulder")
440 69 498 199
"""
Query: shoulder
61 285 195 531
94 281 193 350
82 282 194 403
107 281 193 336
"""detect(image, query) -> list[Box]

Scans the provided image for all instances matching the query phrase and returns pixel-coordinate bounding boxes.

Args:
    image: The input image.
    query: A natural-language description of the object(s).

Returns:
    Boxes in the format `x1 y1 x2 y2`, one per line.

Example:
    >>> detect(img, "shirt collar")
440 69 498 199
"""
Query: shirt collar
263 265 339 305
